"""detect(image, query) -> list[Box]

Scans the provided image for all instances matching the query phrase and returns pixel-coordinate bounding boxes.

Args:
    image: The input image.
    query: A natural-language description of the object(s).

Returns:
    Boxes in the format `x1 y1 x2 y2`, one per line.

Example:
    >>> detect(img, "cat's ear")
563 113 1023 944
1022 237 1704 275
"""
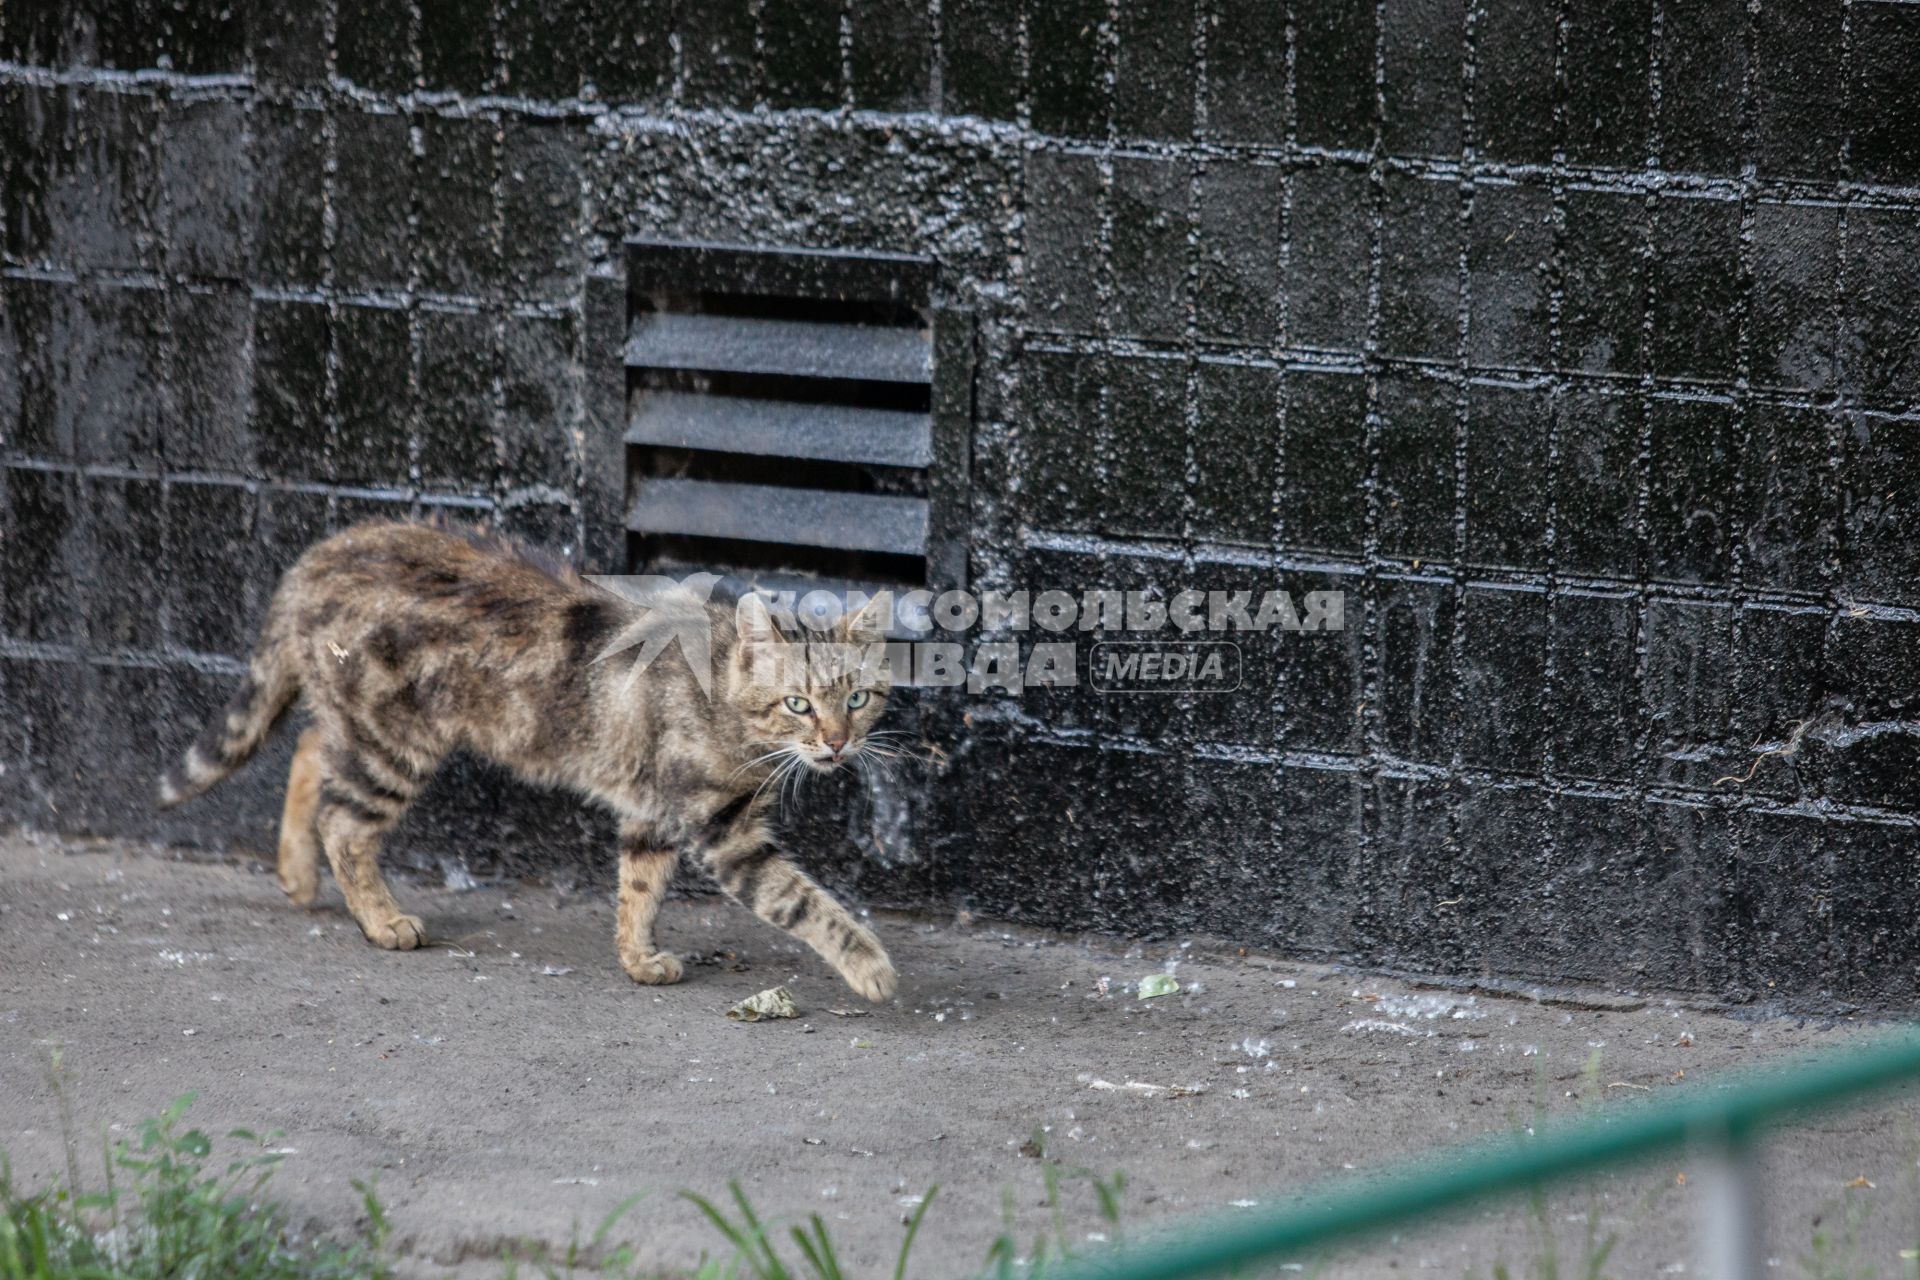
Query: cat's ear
843 592 892 645
735 593 782 651
731 594 787 687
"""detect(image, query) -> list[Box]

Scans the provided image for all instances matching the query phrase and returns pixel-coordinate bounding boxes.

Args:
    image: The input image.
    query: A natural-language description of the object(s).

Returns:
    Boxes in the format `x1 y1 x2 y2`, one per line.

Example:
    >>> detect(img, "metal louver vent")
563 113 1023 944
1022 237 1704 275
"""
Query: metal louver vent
624 240 966 596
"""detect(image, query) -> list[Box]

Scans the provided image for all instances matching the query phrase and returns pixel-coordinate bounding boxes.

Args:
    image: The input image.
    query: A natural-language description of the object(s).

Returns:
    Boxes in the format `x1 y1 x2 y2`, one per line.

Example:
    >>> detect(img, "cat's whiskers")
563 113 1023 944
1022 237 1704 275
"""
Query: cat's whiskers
860 730 936 762
728 745 794 781
859 754 902 785
738 719 910 817
852 750 898 793
765 757 794 813
783 757 812 814
840 738 896 791
851 738 934 769
780 750 815 816
749 745 807 808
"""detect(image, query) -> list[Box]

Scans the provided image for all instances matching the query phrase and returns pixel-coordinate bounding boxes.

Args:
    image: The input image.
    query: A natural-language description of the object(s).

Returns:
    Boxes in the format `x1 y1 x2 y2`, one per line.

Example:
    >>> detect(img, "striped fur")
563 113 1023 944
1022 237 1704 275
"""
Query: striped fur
154 520 898 1001
156 644 298 808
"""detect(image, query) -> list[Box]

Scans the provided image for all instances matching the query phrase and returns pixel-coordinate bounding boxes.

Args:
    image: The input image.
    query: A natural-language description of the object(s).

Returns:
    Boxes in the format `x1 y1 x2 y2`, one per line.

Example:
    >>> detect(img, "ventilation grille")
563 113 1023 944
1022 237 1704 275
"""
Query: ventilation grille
624 240 942 594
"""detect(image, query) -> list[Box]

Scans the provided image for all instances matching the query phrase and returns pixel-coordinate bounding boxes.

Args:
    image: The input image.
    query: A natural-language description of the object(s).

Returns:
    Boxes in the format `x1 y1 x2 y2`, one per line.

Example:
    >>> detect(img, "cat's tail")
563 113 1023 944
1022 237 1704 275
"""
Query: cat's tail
156 614 301 809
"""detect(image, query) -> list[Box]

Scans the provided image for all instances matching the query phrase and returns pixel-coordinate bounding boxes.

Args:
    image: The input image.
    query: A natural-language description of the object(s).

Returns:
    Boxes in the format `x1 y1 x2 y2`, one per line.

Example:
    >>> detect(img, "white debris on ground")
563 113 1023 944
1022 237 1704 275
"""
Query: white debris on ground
1078 1074 1206 1099
1364 990 1488 1022
1342 1017 1435 1037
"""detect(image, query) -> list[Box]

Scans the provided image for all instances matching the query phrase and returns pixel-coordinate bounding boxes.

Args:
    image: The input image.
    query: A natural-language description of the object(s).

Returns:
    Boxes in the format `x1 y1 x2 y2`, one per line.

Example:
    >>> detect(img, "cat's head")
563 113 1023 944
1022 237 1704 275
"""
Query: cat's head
726 593 894 774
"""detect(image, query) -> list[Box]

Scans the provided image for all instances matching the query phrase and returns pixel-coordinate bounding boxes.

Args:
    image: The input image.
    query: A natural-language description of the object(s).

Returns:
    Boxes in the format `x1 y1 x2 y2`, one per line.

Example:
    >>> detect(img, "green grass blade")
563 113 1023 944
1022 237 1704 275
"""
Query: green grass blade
728 1182 767 1236
683 1190 787 1280
591 1191 650 1249
729 1182 789 1280
353 1176 391 1250
808 1214 847 1280
789 1223 830 1278
1092 1176 1123 1227
894 1184 938 1280
681 1192 756 1254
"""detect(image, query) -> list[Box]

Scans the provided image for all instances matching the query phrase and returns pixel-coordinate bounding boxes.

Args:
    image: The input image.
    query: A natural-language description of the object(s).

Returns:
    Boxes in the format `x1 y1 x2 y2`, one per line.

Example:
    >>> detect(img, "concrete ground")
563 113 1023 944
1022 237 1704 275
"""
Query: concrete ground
2 832 1917 1279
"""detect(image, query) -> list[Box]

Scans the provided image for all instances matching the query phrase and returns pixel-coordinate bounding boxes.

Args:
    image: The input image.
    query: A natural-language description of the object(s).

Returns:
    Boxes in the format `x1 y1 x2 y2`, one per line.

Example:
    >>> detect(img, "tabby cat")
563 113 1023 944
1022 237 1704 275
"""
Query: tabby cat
156 521 899 1002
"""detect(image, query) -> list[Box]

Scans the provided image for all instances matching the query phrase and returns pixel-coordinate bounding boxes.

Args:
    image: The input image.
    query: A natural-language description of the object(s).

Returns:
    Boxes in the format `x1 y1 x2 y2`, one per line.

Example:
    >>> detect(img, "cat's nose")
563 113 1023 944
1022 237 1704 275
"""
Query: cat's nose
824 736 847 755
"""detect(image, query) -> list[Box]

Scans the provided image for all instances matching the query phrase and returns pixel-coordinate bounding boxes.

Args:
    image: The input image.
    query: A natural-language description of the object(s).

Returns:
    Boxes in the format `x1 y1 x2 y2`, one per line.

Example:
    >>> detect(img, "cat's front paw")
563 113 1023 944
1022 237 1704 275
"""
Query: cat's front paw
621 948 684 985
842 951 897 1003
366 913 427 950
277 867 318 907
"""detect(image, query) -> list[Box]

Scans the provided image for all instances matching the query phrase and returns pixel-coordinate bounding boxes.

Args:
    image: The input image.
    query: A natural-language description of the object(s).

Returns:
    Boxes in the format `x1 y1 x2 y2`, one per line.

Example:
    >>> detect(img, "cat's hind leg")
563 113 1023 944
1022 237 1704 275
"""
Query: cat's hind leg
697 810 896 1003
615 823 683 984
276 726 325 906
312 725 430 950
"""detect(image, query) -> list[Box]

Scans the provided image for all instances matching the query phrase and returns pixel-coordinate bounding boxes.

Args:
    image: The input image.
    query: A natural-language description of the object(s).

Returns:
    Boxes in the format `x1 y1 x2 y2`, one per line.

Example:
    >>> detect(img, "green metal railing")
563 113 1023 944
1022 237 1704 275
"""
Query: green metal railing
1044 1028 1920 1280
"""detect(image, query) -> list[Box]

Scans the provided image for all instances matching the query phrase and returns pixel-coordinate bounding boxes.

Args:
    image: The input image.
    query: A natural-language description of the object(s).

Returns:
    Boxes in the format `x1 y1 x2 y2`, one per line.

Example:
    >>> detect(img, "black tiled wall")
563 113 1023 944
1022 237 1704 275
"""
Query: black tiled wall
2 0 1916 1008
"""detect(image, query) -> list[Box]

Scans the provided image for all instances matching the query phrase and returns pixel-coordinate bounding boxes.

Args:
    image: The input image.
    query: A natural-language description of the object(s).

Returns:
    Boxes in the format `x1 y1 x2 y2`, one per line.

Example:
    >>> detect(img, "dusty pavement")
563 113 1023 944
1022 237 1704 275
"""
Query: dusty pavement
3 833 1918 1278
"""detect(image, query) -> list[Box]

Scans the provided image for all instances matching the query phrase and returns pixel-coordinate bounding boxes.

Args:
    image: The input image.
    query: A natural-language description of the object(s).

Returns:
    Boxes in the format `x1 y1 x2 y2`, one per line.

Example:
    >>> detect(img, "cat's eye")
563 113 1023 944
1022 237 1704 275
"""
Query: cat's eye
846 690 871 711
783 695 813 715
